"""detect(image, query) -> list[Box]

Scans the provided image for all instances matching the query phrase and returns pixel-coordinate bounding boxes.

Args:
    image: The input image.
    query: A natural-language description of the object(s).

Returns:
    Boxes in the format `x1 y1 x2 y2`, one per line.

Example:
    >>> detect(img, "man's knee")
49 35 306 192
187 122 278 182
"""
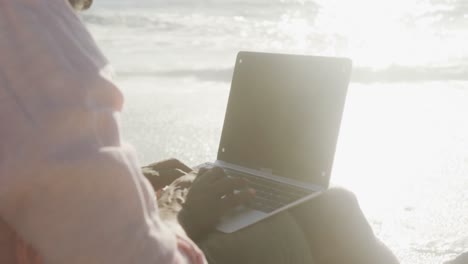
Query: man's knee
292 187 364 228
323 187 358 205
319 187 362 216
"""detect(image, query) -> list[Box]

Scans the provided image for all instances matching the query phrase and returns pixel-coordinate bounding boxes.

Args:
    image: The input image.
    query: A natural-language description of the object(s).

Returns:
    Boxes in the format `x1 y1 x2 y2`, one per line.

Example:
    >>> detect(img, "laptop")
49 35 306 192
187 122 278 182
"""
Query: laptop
198 51 352 233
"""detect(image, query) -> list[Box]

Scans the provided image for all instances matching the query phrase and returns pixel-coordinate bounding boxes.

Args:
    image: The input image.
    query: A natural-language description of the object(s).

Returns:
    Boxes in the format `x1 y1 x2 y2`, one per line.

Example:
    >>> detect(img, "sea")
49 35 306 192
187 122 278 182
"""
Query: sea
82 0 468 263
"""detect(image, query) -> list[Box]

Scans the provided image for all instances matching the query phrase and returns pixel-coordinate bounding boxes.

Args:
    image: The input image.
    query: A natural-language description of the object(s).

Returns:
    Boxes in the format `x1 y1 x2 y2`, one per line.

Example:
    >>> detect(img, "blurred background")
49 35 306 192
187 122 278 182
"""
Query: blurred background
83 0 468 263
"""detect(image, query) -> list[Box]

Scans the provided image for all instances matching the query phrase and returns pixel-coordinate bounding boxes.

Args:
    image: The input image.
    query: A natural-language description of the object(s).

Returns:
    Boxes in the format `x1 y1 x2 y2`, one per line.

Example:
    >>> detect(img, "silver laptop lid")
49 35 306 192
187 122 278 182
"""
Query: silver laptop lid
217 51 352 188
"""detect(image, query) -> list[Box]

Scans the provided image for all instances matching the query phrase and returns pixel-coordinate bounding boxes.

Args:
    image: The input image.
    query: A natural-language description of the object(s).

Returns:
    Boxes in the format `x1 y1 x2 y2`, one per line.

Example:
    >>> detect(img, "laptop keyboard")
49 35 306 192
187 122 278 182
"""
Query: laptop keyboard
225 169 314 213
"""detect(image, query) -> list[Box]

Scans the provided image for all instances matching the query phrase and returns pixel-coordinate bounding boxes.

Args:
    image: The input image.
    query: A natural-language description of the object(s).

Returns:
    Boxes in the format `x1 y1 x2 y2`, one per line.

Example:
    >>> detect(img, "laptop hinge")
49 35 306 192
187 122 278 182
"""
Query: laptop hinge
214 160 324 191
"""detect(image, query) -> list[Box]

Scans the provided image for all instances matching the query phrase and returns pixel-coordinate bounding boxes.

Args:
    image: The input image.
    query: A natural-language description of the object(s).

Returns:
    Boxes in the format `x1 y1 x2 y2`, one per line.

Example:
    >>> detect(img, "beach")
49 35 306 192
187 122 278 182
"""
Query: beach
84 1 468 262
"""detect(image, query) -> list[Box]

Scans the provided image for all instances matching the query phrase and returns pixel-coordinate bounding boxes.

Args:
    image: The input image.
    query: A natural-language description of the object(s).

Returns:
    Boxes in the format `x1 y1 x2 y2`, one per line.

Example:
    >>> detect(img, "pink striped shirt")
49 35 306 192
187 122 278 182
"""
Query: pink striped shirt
0 0 206 263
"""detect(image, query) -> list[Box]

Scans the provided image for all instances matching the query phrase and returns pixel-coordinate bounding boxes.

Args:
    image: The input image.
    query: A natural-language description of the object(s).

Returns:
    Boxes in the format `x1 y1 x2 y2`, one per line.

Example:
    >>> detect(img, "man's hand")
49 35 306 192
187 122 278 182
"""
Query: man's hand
178 167 255 241
142 158 193 191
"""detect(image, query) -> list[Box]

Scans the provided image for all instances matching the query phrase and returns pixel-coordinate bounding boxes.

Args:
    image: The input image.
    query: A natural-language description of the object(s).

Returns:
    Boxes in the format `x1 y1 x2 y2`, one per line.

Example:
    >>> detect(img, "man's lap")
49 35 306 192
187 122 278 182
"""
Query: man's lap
197 211 314 264
156 173 398 264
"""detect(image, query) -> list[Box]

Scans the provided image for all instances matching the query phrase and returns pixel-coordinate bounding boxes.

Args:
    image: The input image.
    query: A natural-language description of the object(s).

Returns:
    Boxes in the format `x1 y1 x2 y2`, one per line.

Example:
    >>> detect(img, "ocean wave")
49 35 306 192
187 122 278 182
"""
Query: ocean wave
352 65 468 83
82 13 184 30
95 0 316 5
117 68 234 82
116 65 468 83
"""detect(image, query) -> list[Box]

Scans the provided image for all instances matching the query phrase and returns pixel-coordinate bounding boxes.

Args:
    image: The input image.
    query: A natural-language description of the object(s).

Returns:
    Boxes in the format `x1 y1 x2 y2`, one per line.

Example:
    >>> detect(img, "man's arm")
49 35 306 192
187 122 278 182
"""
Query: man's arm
0 1 204 263
142 158 193 192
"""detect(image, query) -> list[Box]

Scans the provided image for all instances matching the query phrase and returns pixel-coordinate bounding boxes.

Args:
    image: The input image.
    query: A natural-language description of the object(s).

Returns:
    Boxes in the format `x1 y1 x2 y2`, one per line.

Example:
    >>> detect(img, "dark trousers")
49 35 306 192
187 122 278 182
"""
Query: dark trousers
198 188 400 264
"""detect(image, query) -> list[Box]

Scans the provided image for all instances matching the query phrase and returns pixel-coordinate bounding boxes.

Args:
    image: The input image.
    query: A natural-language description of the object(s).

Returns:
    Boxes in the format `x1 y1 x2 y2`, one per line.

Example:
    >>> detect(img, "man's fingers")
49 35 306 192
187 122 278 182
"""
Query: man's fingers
212 177 246 197
220 189 256 212
196 167 226 184
208 167 226 179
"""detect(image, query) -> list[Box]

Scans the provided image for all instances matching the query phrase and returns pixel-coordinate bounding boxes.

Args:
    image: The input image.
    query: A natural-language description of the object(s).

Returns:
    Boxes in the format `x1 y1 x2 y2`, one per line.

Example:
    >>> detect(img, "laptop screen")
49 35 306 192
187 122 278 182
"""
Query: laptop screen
217 52 351 187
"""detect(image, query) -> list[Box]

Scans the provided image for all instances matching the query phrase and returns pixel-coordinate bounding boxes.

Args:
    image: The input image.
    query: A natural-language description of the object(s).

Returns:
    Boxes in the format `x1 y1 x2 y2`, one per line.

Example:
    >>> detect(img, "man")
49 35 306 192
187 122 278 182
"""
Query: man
0 0 210 262
0 0 401 263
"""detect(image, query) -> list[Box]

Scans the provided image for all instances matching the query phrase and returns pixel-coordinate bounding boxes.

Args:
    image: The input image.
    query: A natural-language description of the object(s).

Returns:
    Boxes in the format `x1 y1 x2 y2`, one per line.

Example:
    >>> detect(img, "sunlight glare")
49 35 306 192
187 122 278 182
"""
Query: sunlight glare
310 0 461 69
